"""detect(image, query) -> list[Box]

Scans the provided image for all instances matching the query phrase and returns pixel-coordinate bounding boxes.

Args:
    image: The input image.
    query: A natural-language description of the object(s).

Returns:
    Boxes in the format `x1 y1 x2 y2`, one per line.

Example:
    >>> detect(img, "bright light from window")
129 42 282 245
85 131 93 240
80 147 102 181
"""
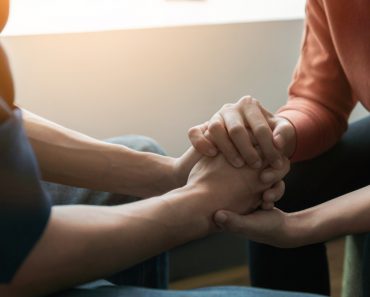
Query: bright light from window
3 0 306 36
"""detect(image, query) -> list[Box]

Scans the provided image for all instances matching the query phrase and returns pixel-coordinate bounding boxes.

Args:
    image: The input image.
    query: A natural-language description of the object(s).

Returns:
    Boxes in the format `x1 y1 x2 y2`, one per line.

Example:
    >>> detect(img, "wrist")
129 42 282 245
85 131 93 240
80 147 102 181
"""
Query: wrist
108 146 179 197
288 206 337 247
150 155 181 194
159 183 218 238
285 211 318 247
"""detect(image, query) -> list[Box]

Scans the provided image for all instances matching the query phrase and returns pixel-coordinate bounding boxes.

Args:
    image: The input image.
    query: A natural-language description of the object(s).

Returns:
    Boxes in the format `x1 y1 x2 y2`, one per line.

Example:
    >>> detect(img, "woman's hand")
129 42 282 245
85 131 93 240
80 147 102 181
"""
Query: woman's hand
188 96 296 168
214 208 308 248
188 95 296 209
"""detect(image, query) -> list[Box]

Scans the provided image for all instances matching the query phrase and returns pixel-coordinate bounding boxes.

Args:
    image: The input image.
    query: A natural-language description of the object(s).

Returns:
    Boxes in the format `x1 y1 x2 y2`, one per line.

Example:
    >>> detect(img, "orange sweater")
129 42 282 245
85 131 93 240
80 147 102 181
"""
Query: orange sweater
277 0 370 162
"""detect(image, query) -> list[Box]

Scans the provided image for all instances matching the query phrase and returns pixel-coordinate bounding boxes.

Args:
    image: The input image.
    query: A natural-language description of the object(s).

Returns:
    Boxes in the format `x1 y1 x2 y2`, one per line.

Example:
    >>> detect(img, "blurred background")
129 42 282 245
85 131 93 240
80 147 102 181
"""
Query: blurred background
2 0 367 157
1 1 367 296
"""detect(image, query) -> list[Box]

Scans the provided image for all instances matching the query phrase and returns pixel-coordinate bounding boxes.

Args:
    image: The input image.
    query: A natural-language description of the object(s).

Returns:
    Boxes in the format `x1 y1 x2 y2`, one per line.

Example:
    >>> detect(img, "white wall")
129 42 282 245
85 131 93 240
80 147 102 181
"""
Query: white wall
4 0 306 35
2 20 367 156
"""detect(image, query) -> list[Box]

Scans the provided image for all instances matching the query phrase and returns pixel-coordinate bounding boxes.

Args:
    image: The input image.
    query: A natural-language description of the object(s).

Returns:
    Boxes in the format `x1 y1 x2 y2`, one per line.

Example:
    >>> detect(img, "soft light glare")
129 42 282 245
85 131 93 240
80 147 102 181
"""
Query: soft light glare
3 0 306 36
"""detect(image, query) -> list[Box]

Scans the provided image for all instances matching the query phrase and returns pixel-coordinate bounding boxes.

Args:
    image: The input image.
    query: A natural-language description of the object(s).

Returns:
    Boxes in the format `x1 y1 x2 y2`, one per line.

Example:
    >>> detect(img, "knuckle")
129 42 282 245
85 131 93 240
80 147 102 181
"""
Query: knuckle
239 95 253 105
193 141 208 154
254 124 270 138
208 120 223 133
187 126 198 138
251 97 259 105
229 125 245 138
221 103 234 111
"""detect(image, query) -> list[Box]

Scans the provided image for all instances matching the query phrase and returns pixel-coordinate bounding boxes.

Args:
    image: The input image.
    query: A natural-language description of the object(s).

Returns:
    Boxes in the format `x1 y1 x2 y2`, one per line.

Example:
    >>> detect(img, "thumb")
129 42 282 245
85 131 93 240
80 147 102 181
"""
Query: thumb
272 125 288 150
214 210 253 234
181 146 202 169
272 119 295 155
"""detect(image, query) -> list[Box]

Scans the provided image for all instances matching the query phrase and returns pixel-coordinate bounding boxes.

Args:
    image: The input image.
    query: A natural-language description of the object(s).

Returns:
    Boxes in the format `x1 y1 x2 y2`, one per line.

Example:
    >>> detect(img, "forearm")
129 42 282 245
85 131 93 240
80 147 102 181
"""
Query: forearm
22 109 178 197
1 184 214 297
292 185 370 246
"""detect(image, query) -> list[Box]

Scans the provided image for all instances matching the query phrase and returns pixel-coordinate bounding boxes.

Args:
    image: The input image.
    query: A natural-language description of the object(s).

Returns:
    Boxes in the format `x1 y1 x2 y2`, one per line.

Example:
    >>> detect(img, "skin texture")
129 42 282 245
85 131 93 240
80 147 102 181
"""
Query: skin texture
0 24 288 295
188 96 296 167
215 186 370 248
189 96 296 209
0 2 285 294
22 109 197 198
0 152 288 297
188 153 290 215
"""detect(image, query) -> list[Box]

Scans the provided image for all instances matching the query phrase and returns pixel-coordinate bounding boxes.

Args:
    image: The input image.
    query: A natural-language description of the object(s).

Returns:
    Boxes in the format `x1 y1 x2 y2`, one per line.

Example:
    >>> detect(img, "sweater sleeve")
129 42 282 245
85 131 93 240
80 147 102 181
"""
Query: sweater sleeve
277 0 356 162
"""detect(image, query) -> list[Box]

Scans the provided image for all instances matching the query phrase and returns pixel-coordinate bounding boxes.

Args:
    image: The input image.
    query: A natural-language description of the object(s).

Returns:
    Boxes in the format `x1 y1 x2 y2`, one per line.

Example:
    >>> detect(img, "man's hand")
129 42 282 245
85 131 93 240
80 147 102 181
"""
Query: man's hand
171 147 202 189
188 95 296 208
187 154 290 216
214 208 304 248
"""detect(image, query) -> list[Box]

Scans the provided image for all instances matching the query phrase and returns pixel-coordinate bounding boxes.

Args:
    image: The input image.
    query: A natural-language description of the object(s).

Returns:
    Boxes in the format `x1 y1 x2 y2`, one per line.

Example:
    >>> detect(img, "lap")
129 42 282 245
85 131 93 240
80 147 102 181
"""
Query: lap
51 286 327 297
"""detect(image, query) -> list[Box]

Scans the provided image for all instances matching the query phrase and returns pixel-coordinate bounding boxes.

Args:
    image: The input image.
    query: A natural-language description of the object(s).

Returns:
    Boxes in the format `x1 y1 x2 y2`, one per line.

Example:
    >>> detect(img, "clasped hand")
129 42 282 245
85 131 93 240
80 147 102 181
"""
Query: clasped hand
184 95 297 247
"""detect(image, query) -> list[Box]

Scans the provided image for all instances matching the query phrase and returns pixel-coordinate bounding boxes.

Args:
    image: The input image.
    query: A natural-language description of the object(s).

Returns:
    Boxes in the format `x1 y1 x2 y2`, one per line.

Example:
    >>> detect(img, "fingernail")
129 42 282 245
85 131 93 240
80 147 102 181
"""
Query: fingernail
262 172 275 183
233 157 245 168
215 212 228 224
251 160 262 169
208 148 217 156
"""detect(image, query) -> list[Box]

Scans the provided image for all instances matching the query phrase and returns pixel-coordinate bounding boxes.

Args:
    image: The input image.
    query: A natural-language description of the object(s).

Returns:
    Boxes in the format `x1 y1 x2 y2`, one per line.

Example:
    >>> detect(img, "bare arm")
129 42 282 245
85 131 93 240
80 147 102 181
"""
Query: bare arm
22 109 198 198
1 185 210 297
294 185 370 244
215 185 370 248
0 154 289 297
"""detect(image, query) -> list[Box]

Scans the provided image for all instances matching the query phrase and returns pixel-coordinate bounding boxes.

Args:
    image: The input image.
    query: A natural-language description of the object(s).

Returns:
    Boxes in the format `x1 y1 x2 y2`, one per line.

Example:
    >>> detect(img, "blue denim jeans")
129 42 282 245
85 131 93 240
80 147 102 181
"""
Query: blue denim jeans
53 286 326 297
249 116 370 296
